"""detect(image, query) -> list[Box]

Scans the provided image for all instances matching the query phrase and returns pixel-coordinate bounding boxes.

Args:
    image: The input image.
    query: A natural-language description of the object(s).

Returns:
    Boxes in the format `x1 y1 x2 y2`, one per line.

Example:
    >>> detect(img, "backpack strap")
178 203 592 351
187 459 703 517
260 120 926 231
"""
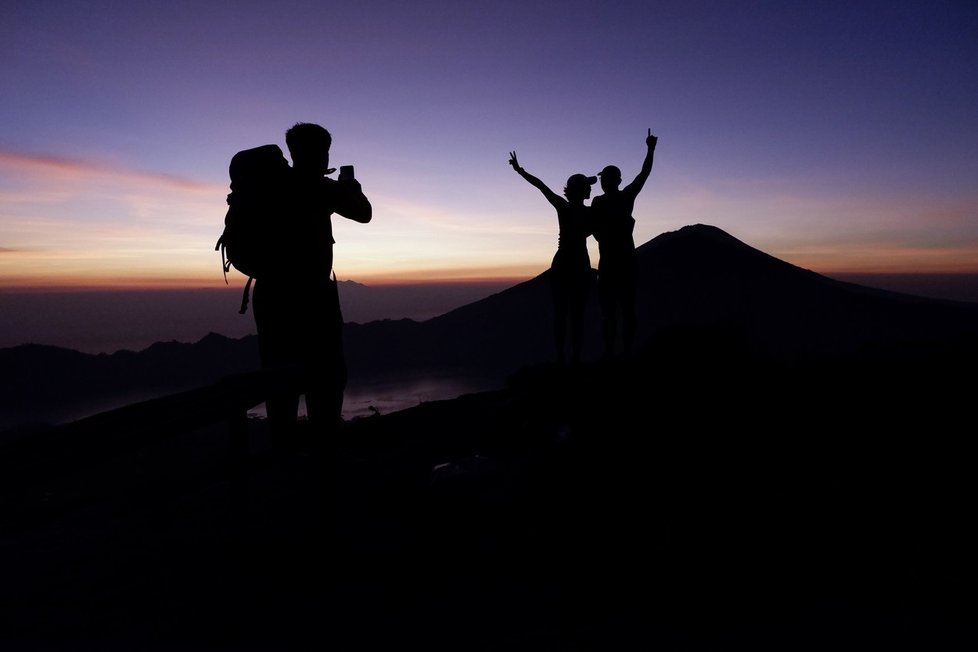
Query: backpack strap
238 276 254 314
216 235 231 284
216 193 233 285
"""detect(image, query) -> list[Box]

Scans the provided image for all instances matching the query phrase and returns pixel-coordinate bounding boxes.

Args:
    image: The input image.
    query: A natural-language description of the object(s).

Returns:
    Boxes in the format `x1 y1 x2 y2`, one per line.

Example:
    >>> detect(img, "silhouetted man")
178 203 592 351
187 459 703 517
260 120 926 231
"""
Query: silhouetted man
591 129 657 358
252 122 371 448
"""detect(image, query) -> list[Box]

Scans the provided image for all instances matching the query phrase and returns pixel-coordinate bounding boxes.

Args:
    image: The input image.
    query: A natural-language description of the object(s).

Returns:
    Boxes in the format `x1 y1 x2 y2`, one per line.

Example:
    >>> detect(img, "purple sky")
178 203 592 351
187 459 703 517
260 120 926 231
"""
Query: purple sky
1 1 977 290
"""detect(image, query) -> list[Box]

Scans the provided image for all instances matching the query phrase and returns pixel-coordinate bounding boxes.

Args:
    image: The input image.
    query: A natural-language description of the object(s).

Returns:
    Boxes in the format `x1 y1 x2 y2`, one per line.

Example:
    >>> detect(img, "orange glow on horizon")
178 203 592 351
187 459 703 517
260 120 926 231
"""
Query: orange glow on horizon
0 270 540 292
344 266 542 285
7 266 978 294
781 246 978 276
5 226 978 291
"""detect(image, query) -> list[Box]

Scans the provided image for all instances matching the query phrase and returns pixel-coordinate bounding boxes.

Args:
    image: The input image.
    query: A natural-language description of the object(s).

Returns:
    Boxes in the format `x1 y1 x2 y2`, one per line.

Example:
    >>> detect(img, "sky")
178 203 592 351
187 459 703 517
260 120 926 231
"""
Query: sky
2 0 978 291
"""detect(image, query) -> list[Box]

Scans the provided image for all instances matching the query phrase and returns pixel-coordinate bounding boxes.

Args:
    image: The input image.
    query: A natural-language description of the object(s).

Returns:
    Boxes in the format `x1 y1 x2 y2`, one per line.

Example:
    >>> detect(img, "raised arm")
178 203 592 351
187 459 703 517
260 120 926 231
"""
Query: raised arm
624 128 658 197
509 151 564 210
333 178 372 223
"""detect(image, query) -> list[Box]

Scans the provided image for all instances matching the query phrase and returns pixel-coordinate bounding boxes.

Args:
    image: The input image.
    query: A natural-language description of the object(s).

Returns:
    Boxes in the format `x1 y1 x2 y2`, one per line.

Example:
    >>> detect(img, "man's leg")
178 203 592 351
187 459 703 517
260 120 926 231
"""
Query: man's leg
305 355 346 437
598 272 618 359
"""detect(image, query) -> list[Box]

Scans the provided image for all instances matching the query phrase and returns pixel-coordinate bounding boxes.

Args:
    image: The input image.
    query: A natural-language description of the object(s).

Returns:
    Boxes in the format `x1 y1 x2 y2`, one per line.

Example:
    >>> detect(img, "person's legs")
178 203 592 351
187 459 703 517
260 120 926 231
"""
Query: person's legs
252 281 300 443
265 393 300 439
621 273 637 356
303 291 347 515
551 272 569 365
304 276 347 432
299 273 348 498
569 268 591 365
304 353 346 436
598 270 618 359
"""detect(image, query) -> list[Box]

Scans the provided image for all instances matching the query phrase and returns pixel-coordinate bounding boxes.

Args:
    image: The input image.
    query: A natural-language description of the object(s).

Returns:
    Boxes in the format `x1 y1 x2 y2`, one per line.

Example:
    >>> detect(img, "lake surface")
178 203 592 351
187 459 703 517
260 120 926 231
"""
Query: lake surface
246 373 504 422
0 370 504 436
343 373 504 419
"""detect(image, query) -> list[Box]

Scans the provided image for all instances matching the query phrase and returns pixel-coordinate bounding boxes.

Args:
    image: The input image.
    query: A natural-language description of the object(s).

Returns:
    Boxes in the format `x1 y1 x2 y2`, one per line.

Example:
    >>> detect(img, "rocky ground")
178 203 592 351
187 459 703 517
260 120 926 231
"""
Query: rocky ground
1 341 976 650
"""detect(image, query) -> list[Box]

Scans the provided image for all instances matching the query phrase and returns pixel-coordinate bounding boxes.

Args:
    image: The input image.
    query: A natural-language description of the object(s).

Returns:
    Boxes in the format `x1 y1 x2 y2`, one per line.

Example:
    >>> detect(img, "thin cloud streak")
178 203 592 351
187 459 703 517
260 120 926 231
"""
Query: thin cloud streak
0 150 218 192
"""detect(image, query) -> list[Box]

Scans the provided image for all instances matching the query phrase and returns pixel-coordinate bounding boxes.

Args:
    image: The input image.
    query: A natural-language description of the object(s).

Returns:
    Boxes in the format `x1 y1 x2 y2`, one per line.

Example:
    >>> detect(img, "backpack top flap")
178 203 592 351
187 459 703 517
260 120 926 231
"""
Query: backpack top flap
229 144 290 193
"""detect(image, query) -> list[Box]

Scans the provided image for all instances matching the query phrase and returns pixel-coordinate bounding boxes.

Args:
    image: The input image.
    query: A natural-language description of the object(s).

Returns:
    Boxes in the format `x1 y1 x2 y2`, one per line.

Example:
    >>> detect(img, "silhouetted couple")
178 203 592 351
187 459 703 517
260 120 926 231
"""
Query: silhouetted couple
509 129 657 364
253 122 371 449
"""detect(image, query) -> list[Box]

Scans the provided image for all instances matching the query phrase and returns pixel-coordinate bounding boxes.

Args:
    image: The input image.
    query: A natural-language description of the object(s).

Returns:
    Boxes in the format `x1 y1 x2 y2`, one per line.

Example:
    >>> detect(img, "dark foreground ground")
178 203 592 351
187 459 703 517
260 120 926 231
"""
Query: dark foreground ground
1 337 976 651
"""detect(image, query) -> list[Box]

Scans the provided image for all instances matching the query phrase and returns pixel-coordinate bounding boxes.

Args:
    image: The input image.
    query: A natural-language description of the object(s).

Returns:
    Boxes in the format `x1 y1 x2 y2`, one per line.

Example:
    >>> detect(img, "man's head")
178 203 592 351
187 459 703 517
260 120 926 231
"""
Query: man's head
564 173 597 201
285 122 332 174
598 165 621 193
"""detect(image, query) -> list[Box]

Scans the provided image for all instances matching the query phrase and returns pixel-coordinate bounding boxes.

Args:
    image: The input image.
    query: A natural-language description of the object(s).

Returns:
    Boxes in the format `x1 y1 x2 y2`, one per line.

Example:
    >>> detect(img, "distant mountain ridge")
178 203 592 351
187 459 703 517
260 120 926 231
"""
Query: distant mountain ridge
0 333 261 432
4 224 977 432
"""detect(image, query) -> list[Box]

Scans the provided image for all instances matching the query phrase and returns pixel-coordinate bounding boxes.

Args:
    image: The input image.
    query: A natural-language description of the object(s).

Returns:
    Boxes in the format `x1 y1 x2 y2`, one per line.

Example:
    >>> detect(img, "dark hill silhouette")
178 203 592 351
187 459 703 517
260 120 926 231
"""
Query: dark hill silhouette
631 224 978 361
4 223 978 433
0 334 259 434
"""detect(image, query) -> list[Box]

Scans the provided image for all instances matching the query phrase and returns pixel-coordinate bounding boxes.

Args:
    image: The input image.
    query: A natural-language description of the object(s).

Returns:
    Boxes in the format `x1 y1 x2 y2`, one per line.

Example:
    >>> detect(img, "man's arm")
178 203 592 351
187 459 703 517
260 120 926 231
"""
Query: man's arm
333 179 372 223
624 128 658 197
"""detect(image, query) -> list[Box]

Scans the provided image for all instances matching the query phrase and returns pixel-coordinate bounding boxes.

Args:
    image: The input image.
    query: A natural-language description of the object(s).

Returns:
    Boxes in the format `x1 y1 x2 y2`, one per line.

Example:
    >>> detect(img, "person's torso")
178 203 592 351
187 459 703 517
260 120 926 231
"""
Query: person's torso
268 173 339 281
591 192 636 256
557 202 591 253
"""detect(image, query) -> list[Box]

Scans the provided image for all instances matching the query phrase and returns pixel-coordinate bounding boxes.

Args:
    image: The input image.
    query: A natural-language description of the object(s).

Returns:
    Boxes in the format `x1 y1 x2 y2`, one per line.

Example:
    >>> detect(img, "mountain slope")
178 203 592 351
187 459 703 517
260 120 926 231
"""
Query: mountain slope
631 224 978 360
346 223 978 375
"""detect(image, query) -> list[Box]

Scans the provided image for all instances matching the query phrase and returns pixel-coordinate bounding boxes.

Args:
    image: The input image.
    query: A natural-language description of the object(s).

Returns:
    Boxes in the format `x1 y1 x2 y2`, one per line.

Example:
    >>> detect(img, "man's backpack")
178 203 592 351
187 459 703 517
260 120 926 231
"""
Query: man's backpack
215 144 290 313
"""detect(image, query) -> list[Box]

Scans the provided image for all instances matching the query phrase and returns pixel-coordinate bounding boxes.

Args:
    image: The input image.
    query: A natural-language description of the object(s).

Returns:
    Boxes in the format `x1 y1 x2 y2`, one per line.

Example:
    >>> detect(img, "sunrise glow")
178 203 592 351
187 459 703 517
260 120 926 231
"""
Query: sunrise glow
1 2 976 291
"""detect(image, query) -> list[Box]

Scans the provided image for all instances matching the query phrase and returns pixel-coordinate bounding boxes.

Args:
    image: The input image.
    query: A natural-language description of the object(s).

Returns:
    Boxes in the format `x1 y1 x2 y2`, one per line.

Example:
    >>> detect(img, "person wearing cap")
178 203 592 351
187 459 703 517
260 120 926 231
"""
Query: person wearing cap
509 151 596 366
591 128 658 358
